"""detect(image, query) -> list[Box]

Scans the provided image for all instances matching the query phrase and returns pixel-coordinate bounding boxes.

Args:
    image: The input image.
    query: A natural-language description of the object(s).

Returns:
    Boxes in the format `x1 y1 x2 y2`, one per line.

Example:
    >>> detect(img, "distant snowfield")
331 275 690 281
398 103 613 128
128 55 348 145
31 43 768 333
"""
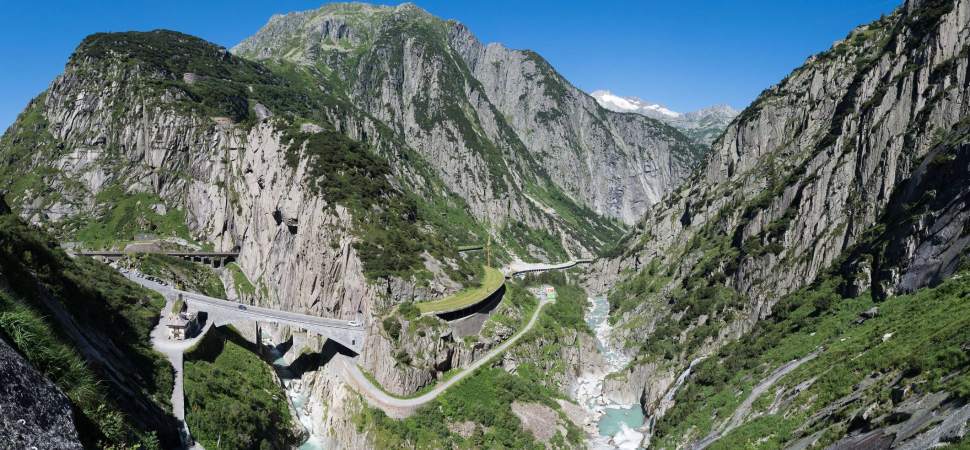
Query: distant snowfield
590 89 740 146
590 90 682 117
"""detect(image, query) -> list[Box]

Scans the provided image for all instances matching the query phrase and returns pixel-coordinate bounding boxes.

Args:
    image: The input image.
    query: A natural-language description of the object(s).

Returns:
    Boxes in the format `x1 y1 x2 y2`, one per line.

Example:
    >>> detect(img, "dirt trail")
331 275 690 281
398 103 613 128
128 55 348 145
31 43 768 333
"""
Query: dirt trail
692 350 820 450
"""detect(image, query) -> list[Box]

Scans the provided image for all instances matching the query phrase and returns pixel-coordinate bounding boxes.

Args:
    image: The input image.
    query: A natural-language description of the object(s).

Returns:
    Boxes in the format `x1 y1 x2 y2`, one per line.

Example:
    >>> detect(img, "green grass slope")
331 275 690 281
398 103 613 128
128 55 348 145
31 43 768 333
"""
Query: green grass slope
653 267 970 449
0 212 179 448
415 266 504 314
183 326 298 450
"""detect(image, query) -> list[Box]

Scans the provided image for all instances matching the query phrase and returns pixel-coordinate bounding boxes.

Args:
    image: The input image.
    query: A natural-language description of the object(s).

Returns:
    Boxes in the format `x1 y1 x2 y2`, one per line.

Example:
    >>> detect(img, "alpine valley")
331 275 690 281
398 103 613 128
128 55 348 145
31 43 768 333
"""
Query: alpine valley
0 1 968 449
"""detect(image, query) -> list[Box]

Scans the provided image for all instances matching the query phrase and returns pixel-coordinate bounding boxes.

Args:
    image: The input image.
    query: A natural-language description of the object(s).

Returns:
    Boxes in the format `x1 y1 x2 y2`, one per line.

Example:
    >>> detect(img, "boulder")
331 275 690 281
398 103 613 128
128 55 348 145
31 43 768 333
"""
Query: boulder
0 337 83 449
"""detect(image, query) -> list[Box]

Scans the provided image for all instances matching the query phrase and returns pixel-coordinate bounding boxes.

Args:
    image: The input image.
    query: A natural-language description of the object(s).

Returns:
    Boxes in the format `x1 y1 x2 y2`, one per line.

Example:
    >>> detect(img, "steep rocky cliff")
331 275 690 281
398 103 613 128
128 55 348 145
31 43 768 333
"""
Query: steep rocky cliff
8 30 498 402
596 0 970 445
233 3 703 226
0 5 703 446
0 2 704 405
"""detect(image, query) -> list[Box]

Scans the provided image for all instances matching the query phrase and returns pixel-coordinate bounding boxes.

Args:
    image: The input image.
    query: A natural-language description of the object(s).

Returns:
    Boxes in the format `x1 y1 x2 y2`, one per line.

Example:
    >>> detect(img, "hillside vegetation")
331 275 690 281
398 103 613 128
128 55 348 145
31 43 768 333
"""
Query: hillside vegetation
125 253 226 298
359 271 592 448
0 211 179 448
654 265 970 448
183 326 299 450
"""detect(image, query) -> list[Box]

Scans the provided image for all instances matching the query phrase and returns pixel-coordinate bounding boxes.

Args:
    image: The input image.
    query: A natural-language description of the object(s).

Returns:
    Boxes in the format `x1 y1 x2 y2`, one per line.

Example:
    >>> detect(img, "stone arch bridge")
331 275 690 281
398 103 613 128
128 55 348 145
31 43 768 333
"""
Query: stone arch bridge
77 251 239 268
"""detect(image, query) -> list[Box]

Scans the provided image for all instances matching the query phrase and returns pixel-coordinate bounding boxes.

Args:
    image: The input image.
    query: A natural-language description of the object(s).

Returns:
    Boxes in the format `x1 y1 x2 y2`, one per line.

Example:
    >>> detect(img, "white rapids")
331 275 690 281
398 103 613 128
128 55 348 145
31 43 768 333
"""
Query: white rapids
573 296 647 449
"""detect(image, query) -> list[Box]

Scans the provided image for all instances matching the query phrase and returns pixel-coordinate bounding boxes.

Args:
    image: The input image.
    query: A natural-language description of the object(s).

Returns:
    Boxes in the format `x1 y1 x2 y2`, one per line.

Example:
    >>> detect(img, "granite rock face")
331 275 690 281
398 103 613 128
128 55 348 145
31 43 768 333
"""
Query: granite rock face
0 2 705 407
594 0 970 438
234 3 704 225
0 30 446 424
0 337 82 450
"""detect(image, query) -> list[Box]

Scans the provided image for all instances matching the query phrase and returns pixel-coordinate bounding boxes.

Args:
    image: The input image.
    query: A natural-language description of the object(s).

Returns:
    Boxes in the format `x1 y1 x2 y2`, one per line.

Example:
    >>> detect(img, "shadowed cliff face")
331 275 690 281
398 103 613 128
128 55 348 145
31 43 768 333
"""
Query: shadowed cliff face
594 0 970 444
0 208 181 448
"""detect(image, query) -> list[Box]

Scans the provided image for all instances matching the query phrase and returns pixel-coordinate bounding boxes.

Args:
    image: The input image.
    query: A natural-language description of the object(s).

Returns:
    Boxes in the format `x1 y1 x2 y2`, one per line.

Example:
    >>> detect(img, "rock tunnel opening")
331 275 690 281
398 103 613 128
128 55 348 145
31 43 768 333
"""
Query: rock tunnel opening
435 284 506 322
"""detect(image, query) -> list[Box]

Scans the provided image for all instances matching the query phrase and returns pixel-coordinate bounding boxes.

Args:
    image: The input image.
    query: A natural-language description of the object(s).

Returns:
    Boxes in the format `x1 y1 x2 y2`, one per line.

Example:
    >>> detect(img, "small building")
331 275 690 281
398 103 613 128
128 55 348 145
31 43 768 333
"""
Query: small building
545 286 557 301
167 315 190 340
167 294 201 341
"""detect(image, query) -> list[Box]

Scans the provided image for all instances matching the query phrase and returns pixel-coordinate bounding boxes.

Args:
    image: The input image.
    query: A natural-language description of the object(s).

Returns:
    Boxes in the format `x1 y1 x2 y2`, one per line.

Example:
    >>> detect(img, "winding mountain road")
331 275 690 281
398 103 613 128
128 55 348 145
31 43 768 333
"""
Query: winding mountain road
340 292 553 418
128 258 579 421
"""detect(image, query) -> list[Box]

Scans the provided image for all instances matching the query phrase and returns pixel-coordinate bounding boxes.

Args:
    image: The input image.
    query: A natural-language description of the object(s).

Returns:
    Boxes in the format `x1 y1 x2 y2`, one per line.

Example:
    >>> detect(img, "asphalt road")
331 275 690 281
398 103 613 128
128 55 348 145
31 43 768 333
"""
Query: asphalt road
340 291 553 417
125 273 362 332
146 286 212 450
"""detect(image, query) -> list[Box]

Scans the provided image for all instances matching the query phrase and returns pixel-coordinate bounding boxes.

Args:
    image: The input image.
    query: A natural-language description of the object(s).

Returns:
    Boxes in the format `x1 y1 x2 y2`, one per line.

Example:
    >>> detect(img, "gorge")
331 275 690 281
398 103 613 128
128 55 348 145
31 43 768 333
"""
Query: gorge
1 0 970 449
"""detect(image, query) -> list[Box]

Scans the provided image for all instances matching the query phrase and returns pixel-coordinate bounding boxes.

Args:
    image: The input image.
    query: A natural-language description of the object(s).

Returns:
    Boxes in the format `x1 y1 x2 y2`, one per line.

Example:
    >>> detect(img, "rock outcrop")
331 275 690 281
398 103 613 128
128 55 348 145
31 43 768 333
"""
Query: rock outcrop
511 401 567 443
0 337 82 450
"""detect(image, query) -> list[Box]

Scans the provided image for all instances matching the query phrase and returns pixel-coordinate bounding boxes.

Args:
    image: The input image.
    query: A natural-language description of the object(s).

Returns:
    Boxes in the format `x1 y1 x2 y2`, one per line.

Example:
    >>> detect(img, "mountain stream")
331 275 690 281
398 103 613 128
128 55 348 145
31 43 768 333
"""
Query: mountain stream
574 296 648 449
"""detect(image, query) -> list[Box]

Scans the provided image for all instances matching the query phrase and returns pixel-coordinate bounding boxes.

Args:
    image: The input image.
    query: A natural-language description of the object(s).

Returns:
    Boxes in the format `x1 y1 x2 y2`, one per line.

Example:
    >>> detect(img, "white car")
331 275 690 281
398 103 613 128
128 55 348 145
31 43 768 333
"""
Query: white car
348 320 361 327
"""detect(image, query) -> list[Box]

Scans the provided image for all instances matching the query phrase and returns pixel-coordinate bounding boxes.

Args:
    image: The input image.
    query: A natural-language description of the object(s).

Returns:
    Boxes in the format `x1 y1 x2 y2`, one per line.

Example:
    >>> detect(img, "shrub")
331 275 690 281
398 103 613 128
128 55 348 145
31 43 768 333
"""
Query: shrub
398 302 420 320
383 317 402 341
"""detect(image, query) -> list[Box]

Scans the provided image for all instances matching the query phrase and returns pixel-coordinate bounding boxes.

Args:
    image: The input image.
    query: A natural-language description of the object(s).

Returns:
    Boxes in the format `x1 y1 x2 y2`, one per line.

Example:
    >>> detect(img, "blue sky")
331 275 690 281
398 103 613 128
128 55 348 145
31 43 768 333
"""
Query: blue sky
1 0 900 132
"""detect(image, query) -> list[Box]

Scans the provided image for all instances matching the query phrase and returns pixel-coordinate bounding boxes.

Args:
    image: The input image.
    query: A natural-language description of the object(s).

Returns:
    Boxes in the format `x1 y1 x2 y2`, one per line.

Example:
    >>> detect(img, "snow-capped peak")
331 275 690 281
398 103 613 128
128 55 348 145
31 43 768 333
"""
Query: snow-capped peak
590 90 681 118
591 89 740 145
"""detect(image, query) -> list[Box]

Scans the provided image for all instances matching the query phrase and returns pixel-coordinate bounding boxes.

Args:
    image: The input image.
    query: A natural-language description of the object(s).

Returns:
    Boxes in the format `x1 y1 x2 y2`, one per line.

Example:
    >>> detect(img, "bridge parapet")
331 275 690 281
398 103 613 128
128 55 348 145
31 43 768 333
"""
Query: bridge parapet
205 310 365 354
125 273 365 353
505 258 595 278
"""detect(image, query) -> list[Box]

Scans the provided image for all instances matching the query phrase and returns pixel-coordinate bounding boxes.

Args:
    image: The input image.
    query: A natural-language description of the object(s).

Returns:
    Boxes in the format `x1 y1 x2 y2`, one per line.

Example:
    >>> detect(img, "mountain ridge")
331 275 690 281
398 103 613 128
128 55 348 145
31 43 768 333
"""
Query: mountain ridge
0 5 705 447
234 1 706 225
3 1 970 448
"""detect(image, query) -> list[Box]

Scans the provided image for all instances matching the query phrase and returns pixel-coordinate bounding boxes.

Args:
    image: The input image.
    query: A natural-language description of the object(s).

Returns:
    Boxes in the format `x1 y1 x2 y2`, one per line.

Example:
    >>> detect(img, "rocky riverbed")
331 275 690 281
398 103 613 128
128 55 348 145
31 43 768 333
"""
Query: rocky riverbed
266 342 329 450
573 296 647 449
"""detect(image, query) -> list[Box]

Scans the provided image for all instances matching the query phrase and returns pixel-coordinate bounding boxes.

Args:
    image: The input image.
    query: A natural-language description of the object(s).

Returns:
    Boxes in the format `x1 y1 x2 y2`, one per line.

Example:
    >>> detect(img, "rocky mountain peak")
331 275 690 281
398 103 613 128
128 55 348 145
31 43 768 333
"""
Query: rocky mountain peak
232 3 704 227
684 103 738 118
393 2 426 14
